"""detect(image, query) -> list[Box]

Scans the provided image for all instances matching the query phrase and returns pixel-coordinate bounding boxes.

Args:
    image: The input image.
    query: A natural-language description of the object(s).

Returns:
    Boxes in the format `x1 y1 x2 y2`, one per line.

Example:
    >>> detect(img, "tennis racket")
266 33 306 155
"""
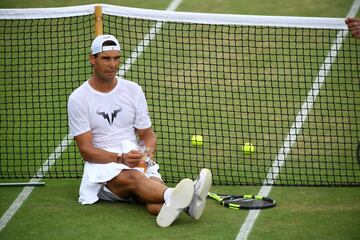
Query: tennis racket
208 192 276 210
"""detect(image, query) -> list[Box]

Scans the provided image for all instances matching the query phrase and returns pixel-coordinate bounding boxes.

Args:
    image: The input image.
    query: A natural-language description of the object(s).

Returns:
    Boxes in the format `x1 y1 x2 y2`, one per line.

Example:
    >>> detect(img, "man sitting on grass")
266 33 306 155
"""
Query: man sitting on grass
67 34 212 227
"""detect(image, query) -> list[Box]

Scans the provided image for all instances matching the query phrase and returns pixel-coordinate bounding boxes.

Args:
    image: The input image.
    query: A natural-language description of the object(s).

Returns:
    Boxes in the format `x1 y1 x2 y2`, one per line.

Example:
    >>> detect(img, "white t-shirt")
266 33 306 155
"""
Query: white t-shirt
68 77 160 204
68 76 152 153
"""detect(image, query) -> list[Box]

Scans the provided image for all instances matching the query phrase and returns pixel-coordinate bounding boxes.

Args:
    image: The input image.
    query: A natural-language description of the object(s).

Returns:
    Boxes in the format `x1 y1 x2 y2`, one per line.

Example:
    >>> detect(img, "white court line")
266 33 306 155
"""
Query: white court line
0 135 71 232
235 1 360 239
0 0 183 232
118 0 183 76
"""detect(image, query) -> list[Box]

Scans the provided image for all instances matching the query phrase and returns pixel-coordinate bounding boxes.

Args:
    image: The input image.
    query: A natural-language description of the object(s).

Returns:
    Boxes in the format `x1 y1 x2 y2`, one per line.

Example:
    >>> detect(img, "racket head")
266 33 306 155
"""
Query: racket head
221 194 276 210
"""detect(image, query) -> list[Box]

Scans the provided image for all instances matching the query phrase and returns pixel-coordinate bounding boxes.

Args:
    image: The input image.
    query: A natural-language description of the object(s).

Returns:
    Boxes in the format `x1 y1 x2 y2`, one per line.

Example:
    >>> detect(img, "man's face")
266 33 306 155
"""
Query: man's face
90 50 120 82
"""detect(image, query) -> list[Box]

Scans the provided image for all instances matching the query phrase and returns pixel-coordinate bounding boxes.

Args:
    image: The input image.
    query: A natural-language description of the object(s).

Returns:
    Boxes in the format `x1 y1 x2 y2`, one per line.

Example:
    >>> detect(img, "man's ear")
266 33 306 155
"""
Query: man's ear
89 54 96 65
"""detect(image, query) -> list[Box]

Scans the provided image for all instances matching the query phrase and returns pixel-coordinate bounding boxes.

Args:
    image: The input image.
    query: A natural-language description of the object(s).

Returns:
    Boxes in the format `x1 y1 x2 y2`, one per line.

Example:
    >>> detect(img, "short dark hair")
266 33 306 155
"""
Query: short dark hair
102 40 117 47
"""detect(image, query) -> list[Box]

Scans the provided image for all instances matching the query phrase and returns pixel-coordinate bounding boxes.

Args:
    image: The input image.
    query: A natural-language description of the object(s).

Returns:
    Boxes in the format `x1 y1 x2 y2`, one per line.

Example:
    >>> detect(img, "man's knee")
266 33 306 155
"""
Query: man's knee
106 170 146 198
111 170 145 188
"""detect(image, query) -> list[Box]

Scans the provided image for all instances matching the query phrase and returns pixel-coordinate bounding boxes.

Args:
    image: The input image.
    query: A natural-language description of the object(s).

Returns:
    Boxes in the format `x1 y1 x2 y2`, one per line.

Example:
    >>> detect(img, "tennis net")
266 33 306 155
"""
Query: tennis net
0 4 359 186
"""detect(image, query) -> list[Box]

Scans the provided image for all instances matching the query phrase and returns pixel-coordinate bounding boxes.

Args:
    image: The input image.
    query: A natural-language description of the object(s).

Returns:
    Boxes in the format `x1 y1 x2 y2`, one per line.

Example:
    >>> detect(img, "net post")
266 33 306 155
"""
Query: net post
94 5 103 36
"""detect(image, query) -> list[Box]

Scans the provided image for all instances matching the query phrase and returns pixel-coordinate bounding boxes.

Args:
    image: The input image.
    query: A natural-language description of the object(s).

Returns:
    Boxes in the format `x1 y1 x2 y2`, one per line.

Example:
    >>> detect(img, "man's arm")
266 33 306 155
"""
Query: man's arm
74 131 118 164
137 127 157 160
74 131 144 167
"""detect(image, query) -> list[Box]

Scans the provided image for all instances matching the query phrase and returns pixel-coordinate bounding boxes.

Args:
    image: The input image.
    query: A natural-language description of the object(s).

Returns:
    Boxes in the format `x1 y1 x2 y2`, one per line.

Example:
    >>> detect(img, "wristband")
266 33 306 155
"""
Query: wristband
116 153 124 164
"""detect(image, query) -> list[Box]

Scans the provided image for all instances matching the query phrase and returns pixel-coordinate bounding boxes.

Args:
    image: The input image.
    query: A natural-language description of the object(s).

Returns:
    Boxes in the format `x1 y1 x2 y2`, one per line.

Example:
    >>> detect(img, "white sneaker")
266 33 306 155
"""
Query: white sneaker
156 178 194 227
187 168 212 220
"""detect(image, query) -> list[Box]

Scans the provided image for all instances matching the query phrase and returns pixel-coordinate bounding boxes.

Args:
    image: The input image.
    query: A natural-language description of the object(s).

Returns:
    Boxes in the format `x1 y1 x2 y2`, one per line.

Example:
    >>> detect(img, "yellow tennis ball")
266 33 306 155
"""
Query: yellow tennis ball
242 143 255 153
191 135 203 146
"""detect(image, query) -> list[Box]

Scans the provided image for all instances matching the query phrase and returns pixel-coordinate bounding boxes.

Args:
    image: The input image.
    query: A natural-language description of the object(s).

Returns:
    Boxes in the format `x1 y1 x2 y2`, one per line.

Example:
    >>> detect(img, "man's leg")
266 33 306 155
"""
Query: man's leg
106 169 202 227
106 169 166 205
143 176 167 215
106 170 193 220
156 178 194 227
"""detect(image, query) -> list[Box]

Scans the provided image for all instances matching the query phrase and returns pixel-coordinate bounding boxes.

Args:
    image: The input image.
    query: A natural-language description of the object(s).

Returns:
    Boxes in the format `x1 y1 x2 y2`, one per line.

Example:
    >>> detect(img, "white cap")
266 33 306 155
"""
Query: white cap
91 34 121 55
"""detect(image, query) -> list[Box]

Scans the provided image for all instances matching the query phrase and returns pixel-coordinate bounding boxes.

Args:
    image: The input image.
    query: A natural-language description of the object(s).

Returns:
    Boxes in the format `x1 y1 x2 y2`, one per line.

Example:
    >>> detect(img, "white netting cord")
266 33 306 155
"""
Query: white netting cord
0 4 347 29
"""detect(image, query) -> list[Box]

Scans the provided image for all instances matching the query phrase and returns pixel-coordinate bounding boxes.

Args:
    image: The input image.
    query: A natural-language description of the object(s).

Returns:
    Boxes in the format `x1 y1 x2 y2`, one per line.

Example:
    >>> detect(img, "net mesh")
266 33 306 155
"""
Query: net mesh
0 6 359 186
0 15 93 179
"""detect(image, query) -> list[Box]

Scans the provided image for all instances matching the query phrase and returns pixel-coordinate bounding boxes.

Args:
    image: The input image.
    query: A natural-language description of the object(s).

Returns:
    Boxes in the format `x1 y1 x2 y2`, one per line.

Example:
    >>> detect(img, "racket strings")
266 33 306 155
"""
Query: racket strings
208 193 276 209
222 196 275 209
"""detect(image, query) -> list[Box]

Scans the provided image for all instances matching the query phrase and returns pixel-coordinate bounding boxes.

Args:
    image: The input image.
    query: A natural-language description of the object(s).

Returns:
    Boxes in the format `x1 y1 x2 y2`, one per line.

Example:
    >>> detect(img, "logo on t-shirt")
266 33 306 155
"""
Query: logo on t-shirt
96 107 122 125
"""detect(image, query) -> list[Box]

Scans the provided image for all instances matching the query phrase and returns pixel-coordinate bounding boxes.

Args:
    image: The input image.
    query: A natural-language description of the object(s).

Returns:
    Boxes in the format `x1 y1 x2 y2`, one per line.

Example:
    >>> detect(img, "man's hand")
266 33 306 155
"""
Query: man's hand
146 146 156 160
122 150 145 168
345 17 360 39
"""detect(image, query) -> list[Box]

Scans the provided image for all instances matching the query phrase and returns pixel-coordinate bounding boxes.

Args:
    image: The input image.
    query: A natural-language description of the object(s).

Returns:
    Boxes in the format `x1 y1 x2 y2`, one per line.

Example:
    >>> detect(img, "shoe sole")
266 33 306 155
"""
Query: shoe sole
156 178 194 227
189 168 212 220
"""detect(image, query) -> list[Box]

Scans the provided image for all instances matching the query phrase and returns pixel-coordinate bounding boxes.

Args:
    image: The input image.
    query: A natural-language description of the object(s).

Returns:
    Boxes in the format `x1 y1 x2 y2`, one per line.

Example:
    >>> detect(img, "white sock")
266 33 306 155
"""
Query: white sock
163 188 174 202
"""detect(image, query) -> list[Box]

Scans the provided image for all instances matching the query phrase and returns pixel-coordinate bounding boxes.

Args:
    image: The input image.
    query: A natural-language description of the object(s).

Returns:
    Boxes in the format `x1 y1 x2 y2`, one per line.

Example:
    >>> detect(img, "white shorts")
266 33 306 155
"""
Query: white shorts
98 185 131 202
